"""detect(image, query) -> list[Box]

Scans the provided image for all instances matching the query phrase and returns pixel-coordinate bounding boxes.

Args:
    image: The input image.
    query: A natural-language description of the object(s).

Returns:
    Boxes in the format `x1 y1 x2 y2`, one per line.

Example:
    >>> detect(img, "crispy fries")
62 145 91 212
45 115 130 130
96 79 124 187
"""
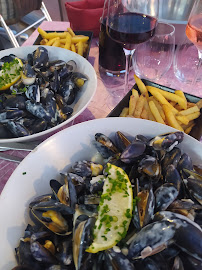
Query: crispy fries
133 94 146 118
119 74 201 134
134 74 149 98
163 105 184 131
37 27 89 57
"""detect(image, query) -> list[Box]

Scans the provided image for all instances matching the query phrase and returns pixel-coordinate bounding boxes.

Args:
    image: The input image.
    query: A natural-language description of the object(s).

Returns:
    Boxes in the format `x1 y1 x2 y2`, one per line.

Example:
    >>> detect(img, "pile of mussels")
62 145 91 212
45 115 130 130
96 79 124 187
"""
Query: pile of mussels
0 46 88 138
13 131 202 270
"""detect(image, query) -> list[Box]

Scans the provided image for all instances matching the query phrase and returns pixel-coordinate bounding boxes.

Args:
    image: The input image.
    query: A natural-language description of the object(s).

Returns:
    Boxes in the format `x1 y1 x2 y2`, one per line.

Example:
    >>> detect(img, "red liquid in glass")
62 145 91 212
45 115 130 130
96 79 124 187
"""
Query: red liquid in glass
108 12 157 50
99 18 126 72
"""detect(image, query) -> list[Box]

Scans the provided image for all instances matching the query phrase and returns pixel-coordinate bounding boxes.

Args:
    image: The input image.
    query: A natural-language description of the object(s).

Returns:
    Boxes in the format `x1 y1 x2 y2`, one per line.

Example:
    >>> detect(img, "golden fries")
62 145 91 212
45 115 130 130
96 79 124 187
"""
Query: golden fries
149 101 165 125
37 27 89 57
119 74 201 134
163 105 184 131
134 94 146 118
179 105 200 116
134 74 149 98
120 107 129 117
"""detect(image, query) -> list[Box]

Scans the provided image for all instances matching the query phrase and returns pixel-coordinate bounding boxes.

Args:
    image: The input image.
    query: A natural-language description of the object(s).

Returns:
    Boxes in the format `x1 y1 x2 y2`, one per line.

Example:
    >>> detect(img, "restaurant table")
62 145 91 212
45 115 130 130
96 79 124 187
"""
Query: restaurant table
0 21 202 194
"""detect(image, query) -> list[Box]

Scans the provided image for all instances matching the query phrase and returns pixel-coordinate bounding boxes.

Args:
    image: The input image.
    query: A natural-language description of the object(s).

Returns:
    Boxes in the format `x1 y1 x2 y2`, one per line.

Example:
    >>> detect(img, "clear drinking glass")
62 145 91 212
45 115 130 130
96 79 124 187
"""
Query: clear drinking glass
132 22 175 82
174 34 202 84
106 0 159 98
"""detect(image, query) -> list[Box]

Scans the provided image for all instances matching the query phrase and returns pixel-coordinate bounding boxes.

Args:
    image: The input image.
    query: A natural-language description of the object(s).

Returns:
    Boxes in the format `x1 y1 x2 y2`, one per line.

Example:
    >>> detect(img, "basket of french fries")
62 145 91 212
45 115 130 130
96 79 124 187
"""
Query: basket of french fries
108 75 202 140
34 27 93 59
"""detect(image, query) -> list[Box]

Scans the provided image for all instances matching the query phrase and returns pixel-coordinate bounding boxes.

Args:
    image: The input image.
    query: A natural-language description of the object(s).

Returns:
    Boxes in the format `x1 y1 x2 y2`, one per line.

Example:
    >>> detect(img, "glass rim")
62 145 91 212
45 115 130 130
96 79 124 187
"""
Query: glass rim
155 21 175 36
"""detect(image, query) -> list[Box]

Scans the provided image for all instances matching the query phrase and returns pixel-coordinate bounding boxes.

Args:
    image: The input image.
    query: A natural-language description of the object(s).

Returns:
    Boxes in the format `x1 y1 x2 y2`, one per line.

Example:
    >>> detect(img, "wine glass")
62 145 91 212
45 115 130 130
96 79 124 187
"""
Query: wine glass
106 0 159 99
132 22 175 85
185 0 202 85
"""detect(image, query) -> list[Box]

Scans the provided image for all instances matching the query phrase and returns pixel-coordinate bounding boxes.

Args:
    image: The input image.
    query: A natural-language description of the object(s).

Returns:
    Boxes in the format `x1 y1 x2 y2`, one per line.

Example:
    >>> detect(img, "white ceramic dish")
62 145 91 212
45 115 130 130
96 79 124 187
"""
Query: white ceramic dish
0 117 201 269
0 45 97 143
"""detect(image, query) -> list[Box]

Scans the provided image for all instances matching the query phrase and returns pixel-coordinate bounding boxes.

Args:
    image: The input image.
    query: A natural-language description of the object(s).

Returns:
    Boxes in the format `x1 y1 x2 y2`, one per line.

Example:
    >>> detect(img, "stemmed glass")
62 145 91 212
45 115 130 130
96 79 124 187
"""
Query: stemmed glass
132 22 175 85
185 0 202 85
106 0 159 98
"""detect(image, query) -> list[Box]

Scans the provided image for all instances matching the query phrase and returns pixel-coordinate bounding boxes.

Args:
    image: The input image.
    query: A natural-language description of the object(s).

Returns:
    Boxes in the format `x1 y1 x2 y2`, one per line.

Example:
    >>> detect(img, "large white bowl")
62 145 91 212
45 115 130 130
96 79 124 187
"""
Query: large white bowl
0 118 201 269
0 46 97 142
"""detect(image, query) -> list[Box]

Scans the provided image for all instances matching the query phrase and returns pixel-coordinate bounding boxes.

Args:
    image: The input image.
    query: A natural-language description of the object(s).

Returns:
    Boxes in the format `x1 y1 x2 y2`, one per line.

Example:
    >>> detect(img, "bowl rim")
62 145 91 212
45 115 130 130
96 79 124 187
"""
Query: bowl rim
0 45 97 143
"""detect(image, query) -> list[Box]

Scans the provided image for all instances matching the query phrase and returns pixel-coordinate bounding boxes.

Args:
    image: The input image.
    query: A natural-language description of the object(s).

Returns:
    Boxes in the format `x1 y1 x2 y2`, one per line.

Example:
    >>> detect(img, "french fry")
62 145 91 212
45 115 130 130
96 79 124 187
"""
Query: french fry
128 95 137 116
155 88 187 110
120 107 129 117
67 27 76 37
186 111 201 121
52 39 61 47
141 108 149 119
40 38 48 45
179 105 200 116
46 37 60 46
149 96 166 121
76 41 84 56
133 74 149 98
185 122 195 134
43 32 68 39
147 86 178 114
37 27 48 38
149 101 165 125
196 99 202 109
162 105 184 131
134 94 146 118
175 90 187 109
71 36 89 43
144 98 155 121
128 89 139 116
187 102 196 108
71 44 76 53
64 32 72 50
175 115 189 125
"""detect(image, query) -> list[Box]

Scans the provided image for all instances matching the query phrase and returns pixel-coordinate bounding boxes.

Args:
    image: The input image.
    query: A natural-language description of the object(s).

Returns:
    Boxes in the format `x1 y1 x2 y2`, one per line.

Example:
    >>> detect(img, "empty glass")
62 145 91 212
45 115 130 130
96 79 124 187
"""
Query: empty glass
174 34 202 84
132 22 175 82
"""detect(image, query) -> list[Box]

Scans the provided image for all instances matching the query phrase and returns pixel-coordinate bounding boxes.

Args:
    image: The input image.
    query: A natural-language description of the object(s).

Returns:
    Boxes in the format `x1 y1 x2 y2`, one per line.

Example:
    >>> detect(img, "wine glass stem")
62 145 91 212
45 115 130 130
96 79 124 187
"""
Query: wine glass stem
123 48 135 95
193 50 202 85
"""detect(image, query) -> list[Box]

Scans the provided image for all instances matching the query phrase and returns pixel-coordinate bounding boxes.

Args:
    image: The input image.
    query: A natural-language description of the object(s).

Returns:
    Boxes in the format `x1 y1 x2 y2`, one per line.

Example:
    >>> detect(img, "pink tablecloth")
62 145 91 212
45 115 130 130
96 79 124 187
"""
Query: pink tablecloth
0 21 201 194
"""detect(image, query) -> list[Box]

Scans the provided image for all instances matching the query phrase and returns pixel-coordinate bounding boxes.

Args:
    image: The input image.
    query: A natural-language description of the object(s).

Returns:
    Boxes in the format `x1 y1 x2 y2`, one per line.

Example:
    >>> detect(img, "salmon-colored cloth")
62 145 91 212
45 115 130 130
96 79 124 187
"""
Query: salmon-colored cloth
65 0 105 37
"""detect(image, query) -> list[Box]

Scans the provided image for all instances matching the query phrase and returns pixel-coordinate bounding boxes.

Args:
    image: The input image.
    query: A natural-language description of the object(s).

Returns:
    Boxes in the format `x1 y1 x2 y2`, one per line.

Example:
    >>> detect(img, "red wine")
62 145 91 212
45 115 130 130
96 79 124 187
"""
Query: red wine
108 12 157 49
186 14 202 51
99 18 126 72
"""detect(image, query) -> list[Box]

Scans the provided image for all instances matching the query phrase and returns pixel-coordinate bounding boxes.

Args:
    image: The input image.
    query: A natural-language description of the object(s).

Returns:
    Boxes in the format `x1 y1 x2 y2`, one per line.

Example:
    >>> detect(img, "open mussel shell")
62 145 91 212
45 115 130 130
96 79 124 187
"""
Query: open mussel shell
30 200 74 236
114 131 131 152
149 132 184 152
133 179 155 230
182 169 202 204
93 133 120 159
73 216 96 270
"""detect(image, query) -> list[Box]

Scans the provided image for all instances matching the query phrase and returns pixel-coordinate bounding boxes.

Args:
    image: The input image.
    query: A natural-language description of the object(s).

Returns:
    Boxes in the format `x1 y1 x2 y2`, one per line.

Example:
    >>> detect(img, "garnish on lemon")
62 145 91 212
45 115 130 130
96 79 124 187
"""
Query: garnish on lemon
86 163 133 253
0 58 23 90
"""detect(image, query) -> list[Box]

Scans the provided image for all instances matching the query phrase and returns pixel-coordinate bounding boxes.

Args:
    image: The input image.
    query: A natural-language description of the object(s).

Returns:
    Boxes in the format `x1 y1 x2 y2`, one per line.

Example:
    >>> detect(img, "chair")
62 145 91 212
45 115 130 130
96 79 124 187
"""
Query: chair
0 0 52 48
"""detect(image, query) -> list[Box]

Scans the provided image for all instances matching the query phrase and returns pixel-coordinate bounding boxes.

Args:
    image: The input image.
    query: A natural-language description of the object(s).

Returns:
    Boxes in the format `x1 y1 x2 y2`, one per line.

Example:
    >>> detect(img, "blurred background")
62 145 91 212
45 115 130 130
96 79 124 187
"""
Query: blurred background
0 0 196 50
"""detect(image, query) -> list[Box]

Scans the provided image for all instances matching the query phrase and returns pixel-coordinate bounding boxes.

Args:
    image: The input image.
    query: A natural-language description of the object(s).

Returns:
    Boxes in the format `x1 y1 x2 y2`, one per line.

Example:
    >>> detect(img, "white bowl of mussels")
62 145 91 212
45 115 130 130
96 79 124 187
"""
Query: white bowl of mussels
0 45 97 142
0 118 202 270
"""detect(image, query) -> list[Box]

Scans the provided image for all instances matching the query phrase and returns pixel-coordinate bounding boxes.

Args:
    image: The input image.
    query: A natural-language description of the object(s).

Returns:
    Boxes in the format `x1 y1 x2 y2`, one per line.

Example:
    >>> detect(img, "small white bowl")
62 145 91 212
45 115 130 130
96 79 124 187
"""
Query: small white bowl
0 45 97 143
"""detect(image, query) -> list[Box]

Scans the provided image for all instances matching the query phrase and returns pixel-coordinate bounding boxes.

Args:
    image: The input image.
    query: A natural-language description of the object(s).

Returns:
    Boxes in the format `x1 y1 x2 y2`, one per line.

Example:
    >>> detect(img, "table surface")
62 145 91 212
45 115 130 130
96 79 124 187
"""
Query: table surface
0 21 202 194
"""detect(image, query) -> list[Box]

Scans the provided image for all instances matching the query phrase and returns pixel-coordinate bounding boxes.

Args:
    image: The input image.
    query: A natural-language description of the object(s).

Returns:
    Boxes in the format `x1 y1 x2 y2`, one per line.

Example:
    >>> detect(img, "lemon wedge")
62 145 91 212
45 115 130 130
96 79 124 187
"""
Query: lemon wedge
0 57 23 90
86 163 133 253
